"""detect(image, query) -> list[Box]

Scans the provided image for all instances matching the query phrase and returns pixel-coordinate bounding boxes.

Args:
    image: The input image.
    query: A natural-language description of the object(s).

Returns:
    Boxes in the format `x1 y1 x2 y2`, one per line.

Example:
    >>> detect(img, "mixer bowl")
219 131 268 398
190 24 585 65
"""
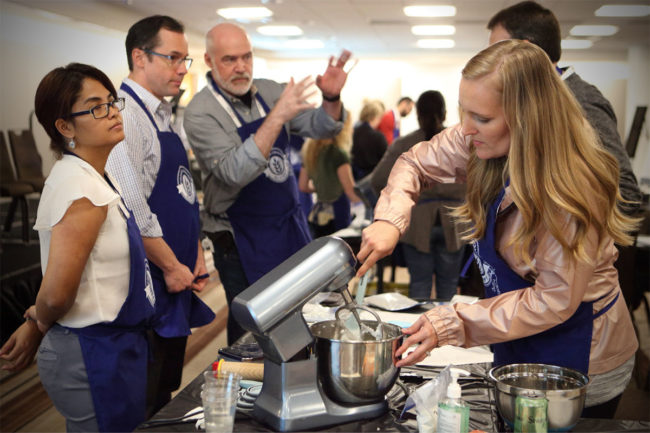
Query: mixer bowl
488 363 590 431
310 320 403 404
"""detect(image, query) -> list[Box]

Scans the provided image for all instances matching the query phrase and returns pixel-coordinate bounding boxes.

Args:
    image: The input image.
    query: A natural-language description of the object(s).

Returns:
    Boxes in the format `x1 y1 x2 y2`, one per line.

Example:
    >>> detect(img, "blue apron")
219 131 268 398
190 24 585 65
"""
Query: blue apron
208 76 312 283
62 153 156 432
121 83 215 337
474 185 619 375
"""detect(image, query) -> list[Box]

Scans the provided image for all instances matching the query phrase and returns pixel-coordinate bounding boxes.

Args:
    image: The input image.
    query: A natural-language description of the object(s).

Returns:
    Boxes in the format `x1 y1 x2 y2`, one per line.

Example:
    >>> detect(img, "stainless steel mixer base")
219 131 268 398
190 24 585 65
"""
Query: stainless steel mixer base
253 358 388 431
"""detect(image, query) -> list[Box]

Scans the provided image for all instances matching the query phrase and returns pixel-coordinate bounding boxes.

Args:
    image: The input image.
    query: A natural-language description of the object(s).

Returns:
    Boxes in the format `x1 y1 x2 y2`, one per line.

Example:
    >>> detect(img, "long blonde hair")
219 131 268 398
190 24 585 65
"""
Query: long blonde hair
302 110 352 174
453 40 638 266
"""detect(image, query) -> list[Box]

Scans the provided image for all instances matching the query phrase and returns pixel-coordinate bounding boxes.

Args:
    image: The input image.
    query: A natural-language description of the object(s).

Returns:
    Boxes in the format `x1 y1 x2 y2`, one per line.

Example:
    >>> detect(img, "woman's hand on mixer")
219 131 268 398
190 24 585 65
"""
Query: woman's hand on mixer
394 315 438 367
356 221 400 277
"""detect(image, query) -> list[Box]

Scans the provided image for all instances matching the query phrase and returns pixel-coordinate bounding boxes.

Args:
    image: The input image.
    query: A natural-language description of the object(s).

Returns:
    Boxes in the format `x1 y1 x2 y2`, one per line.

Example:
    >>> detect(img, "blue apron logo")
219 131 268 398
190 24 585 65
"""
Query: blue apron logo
144 260 155 307
264 148 290 183
472 242 500 295
176 166 196 204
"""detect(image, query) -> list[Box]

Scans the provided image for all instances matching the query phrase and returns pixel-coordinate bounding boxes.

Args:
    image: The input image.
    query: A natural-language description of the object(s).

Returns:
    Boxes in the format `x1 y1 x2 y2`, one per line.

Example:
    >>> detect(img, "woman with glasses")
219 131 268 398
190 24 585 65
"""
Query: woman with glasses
26 63 156 432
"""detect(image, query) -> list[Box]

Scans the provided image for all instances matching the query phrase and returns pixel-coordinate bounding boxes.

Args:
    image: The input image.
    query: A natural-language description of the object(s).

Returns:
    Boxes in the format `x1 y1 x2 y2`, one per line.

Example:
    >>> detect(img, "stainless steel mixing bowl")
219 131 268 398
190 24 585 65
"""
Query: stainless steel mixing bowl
488 363 590 431
310 320 403 404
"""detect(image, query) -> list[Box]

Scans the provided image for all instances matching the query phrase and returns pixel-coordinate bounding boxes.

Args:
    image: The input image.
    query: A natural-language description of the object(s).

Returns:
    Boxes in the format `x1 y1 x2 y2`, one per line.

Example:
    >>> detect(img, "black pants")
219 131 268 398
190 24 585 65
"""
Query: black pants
581 393 623 419
207 230 249 345
146 331 187 418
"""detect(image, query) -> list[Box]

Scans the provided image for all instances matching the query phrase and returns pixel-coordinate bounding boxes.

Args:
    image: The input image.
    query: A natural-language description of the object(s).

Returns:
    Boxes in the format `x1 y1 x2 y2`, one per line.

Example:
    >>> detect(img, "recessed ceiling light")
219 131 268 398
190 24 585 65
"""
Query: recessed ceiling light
217 7 273 20
284 39 324 49
561 39 593 49
570 25 619 36
404 5 456 17
257 25 303 36
416 39 455 48
411 25 456 36
595 5 650 17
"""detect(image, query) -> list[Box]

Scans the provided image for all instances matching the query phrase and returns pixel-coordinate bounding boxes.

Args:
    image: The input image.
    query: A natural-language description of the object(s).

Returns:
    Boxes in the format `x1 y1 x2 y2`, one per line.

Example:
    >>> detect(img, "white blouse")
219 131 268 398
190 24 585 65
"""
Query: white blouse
34 155 131 328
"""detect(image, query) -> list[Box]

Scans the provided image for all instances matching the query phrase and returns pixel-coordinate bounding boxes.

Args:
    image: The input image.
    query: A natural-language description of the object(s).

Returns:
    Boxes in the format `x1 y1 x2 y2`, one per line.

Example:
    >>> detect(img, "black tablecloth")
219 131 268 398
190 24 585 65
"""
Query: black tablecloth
135 360 650 433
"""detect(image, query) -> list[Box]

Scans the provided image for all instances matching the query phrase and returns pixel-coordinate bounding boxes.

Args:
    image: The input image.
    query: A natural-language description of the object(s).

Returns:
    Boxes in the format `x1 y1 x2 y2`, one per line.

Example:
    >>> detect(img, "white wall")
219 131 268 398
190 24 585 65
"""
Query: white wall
2 1 647 185
624 46 650 192
0 1 205 175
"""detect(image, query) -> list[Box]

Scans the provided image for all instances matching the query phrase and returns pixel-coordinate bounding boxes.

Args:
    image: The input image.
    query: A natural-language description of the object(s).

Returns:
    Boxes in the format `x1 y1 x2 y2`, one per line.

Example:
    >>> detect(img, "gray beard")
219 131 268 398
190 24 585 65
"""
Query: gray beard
214 72 252 96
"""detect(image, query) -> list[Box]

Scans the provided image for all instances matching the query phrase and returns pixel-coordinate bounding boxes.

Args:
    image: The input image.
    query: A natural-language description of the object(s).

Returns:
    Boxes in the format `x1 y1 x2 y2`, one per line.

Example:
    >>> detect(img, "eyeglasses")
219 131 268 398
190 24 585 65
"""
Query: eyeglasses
70 98 125 119
144 49 193 69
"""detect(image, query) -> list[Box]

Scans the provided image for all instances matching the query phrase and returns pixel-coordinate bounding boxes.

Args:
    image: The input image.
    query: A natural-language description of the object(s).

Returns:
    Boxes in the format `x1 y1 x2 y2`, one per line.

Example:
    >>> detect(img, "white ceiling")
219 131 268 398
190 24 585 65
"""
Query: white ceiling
8 0 650 60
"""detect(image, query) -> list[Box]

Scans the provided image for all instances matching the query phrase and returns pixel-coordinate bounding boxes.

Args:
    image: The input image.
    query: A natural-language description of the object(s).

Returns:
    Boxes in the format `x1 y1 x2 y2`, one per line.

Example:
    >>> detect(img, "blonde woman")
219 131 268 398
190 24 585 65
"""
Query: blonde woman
351 99 388 180
299 111 361 237
357 40 639 418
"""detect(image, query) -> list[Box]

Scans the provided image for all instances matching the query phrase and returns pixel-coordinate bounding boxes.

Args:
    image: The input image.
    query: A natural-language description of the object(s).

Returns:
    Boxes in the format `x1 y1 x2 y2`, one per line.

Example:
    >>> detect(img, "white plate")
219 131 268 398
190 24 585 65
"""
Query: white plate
364 292 421 311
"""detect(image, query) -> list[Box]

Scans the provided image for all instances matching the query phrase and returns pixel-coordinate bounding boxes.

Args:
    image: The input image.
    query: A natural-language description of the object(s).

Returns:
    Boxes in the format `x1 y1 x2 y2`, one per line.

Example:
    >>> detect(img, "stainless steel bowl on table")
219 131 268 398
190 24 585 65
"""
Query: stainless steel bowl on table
310 320 403 404
488 363 590 431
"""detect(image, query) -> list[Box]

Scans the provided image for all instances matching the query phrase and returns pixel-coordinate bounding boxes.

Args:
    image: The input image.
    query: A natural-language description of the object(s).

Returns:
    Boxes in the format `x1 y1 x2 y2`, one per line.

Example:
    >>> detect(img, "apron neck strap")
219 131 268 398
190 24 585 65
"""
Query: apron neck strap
206 72 267 127
120 82 169 133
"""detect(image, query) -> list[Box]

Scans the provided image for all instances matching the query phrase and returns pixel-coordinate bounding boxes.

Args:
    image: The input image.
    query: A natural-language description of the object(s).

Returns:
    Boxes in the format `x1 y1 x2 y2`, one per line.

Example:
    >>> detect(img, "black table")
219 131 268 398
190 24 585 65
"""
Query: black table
135 360 650 432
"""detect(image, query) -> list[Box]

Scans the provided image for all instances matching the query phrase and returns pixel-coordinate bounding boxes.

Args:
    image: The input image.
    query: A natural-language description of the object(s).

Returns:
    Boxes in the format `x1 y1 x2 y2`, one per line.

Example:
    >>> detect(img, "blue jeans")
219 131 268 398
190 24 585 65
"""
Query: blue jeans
402 226 465 300
207 231 249 345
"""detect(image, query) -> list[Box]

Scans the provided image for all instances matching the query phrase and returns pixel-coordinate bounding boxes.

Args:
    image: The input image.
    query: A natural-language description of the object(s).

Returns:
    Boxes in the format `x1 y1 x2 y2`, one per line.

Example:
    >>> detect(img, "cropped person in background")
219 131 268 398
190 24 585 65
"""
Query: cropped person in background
351 99 388 180
487 1 642 214
106 15 215 416
370 91 466 300
377 96 414 145
31 63 156 432
298 110 361 237
357 40 639 418
184 22 351 344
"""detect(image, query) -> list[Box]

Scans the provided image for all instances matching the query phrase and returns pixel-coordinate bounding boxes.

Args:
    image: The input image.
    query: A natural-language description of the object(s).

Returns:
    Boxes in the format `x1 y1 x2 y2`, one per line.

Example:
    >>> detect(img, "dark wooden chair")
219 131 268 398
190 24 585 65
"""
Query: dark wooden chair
1 132 34 242
7 129 45 192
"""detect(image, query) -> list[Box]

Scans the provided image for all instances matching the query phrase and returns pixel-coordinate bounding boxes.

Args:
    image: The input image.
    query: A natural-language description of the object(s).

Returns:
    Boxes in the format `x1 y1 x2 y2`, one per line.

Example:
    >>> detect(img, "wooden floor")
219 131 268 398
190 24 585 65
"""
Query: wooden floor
2 268 649 432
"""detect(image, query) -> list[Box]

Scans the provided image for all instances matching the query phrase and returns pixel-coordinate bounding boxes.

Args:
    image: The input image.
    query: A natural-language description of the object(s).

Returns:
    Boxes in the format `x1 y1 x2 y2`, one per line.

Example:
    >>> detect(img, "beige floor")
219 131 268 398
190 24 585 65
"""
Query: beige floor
6 267 650 431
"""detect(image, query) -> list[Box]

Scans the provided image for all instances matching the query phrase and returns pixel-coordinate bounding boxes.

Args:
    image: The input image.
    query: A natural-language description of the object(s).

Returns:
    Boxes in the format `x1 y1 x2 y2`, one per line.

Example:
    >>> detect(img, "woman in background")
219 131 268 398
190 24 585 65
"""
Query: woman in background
30 63 155 432
357 40 639 417
351 99 388 180
370 90 466 300
299 111 361 237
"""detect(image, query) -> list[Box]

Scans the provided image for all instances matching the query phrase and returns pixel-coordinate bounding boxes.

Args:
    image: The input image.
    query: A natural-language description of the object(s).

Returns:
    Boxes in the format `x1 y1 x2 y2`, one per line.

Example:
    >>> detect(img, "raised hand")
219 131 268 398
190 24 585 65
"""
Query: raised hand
315 50 352 98
272 76 318 124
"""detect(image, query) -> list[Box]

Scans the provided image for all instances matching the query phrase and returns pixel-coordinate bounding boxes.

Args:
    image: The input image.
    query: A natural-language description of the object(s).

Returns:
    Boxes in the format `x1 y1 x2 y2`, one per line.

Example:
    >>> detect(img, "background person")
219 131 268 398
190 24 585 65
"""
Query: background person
377 96 414 145
298 110 361 237
184 23 351 344
106 15 215 416
487 1 642 215
31 63 156 432
357 40 639 418
370 90 466 300
351 99 388 180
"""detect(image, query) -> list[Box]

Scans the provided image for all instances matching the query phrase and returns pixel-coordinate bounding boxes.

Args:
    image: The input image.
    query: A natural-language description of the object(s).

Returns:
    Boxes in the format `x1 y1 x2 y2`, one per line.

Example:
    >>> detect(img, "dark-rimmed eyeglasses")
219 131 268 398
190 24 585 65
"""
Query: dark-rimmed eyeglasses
144 49 193 69
70 98 125 119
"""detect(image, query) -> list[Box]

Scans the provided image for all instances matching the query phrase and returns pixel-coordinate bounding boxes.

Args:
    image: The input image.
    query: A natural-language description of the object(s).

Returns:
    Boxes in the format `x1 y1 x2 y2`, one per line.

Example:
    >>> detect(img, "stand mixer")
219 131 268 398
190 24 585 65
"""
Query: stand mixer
231 236 400 431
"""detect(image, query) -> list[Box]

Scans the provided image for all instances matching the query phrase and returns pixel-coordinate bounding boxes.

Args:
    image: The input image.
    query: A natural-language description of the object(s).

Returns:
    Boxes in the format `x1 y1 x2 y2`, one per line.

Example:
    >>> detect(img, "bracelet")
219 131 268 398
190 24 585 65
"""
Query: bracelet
322 93 340 102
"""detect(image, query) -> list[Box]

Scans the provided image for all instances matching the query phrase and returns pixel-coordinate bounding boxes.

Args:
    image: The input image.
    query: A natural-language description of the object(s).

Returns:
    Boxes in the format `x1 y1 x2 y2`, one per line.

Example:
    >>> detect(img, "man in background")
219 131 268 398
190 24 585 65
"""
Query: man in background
487 1 642 214
106 15 215 416
184 23 351 344
377 96 414 145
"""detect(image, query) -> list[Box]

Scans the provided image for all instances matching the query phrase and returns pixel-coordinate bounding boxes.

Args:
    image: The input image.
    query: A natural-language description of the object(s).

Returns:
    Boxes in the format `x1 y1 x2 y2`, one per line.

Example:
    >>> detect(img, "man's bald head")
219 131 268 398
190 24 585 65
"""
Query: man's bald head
206 22 250 56
204 22 254 96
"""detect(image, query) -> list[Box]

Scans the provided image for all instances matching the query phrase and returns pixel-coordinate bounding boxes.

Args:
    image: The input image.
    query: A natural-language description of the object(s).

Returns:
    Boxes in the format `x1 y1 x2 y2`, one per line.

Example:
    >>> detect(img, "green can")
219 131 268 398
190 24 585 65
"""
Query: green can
514 395 548 433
